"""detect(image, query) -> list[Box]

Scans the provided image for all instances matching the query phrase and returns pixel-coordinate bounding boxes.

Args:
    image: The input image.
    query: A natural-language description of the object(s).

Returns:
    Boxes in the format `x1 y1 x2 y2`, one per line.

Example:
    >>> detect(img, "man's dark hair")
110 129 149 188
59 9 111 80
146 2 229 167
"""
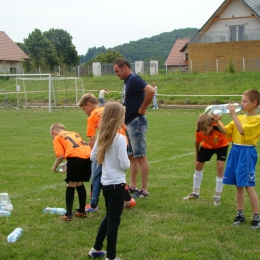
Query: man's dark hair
114 58 130 68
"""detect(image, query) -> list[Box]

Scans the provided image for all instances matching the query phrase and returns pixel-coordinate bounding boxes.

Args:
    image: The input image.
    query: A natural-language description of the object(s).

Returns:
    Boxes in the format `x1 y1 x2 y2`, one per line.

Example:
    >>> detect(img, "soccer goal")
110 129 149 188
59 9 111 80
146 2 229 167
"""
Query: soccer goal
0 74 84 112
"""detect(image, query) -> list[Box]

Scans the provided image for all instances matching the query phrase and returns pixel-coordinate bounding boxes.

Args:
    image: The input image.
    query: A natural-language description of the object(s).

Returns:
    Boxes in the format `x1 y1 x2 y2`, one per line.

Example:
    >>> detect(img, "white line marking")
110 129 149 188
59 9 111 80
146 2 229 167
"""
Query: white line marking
149 152 195 164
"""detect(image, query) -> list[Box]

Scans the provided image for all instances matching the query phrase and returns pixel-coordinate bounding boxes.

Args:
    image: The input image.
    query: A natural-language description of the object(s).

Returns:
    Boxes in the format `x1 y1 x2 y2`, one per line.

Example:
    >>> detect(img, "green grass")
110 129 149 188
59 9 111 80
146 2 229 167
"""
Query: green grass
1 71 260 107
1 107 260 259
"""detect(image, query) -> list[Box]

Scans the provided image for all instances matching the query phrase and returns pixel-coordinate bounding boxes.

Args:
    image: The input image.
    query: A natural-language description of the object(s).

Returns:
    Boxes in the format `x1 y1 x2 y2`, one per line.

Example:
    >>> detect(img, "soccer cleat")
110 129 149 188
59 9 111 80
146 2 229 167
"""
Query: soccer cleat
132 189 149 198
129 187 138 194
213 195 221 206
60 214 73 222
251 219 260 229
233 214 246 225
73 211 87 218
105 258 121 260
183 193 200 200
88 247 106 258
124 198 136 209
85 204 99 213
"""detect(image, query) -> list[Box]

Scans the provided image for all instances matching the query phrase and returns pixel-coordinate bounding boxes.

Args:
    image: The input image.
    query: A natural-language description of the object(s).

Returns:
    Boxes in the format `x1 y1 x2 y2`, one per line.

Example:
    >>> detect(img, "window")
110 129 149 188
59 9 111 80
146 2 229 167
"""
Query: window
185 53 189 60
230 25 245 41
10 68 16 74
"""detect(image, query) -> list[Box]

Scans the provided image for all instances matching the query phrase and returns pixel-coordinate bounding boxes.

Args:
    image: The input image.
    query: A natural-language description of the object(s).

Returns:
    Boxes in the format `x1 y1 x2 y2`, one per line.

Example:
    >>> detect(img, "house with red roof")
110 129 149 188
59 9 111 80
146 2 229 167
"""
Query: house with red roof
0 31 30 74
165 38 189 71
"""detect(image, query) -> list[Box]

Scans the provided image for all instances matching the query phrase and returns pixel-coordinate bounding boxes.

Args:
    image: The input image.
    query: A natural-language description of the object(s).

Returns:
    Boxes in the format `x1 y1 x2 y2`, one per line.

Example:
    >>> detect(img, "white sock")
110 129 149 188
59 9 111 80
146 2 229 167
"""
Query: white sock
216 177 223 194
193 170 203 193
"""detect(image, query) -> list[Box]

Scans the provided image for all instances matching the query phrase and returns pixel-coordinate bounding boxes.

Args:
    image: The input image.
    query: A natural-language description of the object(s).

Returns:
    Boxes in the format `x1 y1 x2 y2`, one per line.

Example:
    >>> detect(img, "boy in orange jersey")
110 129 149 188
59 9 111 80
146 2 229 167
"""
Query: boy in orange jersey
77 93 104 212
77 93 104 149
77 95 136 212
183 113 229 205
50 123 92 221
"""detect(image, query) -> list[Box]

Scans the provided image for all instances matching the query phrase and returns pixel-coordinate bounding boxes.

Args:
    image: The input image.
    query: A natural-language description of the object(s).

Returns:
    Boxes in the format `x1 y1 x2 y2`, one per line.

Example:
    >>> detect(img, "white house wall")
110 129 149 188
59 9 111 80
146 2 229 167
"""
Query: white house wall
202 0 260 42
0 61 21 73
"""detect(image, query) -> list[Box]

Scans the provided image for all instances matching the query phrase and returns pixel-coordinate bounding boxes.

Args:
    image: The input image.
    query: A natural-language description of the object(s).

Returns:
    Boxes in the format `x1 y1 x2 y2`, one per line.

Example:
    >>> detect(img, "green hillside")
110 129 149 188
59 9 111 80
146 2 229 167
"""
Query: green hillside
80 28 198 64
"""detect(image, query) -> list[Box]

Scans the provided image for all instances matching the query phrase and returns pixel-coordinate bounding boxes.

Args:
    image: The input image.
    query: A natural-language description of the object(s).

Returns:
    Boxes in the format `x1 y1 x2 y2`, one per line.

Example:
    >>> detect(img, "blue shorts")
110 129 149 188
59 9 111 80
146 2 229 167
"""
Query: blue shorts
223 144 258 187
126 115 148 157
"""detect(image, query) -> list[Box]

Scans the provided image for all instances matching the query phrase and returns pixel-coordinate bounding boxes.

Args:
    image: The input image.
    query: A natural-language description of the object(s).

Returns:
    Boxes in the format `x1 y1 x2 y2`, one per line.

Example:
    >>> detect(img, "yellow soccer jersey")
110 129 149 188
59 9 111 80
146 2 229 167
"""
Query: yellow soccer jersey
225 115 260 145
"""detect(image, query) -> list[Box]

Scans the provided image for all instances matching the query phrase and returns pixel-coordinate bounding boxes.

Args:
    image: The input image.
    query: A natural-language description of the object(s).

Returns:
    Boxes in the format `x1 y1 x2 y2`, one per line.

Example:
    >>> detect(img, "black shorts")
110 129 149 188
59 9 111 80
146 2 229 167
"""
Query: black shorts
198 145 228 163
65 157 91 183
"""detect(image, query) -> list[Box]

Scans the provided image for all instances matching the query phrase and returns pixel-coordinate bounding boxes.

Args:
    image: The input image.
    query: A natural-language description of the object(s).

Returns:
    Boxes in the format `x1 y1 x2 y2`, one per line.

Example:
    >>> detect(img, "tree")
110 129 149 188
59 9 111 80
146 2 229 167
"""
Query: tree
24 29 60 68
88 50 125 64
44 28 79 66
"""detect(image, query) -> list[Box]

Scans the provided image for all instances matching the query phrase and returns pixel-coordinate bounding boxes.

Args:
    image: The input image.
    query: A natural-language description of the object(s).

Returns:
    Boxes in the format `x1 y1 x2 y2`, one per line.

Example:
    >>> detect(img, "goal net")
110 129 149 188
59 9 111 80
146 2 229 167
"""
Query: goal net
0 74 84 112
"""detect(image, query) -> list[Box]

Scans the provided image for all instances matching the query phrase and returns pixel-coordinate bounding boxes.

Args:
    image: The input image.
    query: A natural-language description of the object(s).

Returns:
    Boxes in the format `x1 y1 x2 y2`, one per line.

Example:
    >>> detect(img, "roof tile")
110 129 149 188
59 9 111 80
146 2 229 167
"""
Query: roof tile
0 31 29 61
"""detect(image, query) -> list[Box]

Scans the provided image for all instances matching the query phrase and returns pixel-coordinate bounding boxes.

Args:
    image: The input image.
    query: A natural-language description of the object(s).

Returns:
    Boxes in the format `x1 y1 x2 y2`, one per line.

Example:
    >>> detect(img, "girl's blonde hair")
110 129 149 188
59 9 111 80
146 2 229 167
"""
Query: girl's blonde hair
96 102 125 164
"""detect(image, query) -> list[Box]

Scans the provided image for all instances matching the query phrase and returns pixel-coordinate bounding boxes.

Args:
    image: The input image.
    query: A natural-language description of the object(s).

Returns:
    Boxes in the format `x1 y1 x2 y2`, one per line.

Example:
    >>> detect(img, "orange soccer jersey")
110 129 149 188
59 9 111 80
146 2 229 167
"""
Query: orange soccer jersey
196 124 229 149
87 106 104 137
53 131 91 159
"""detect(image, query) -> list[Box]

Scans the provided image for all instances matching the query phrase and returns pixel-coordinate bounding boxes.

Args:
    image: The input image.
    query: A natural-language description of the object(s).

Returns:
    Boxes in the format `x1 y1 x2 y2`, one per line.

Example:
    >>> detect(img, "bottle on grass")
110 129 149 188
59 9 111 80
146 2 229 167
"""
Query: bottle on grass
43 207 66 215
7 228 23 243
0 210 11 217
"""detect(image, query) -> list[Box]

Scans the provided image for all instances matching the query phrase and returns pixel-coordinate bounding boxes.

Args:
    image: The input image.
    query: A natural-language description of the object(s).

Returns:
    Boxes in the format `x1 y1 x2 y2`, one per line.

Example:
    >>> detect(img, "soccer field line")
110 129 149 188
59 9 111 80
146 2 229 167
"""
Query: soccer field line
10 152 195 199
149 152 195 164
10 183 64 199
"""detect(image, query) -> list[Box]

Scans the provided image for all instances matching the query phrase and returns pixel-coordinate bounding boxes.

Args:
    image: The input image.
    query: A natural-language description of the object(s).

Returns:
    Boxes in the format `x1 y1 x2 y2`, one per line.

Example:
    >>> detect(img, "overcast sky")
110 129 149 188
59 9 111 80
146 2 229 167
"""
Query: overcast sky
2 0 224 55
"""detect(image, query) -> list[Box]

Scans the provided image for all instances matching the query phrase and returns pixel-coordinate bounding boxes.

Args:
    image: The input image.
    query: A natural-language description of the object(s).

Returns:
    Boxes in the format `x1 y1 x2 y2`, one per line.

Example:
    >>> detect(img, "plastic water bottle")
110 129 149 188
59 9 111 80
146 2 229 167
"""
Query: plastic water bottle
0 204 13 211
51 208 66 215
7 228 23 243
42 207 52 214
0 193 13 212
212 103 242 115
43 207 66 215
0 210 11 217
56 162 67 172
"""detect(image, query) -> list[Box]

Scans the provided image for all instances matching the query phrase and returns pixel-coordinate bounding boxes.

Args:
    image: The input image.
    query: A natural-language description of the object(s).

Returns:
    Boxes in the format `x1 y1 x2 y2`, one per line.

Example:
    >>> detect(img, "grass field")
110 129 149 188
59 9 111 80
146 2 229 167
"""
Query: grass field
1 107 260 260
1 71 260 107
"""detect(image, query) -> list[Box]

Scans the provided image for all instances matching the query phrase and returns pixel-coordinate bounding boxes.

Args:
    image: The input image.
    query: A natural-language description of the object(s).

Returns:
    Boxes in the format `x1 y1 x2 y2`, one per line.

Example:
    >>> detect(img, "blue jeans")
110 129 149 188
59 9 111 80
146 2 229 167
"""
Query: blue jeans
126 115 148 157
93 183 125 259
90 159 102 207
98 97 105 106
153 95 158 109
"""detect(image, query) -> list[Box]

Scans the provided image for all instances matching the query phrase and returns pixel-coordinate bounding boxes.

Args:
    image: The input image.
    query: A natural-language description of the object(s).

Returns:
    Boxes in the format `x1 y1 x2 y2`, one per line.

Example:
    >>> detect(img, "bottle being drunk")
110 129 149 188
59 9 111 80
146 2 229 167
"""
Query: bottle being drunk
212 103 242 115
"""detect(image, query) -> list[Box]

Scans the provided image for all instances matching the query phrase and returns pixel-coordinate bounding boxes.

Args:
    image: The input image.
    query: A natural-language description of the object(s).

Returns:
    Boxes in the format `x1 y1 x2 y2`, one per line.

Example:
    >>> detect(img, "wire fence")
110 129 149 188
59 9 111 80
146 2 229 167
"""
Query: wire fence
189 57 260 73
1 62 155 77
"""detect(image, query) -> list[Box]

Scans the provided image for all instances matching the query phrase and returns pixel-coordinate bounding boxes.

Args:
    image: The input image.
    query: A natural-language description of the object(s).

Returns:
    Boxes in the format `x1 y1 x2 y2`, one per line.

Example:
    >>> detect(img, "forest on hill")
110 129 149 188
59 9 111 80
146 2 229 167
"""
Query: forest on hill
79 28 198 65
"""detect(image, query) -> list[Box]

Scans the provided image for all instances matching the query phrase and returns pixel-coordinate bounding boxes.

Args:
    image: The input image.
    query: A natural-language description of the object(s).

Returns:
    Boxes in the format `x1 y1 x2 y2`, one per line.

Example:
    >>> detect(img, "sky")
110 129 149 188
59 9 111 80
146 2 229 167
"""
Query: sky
1 0 225 55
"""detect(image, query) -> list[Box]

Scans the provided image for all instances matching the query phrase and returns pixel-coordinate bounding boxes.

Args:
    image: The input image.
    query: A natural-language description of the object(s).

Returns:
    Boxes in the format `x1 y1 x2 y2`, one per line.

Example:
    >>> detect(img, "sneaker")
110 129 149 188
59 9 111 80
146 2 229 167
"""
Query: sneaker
233 214 246 225
129 187 138 194
85 204 99 213
183 193 200 200
124 198 136 209
73 211 87 218
132 189 149 198
60 214 73 222
251 219 260 229
213 195 221 206
105 258 121 260
88 247 106 258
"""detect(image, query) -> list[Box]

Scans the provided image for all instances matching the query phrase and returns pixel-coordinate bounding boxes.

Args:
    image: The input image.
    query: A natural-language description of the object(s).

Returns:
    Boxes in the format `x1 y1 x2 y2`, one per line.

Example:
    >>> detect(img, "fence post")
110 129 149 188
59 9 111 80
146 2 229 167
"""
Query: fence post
243 58 245 71
216 59 218 73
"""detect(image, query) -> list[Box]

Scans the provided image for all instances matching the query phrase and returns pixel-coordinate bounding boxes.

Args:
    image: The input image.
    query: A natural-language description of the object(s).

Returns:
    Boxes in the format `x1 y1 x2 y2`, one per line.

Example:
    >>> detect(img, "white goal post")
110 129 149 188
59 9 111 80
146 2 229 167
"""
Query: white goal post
0 74 84 112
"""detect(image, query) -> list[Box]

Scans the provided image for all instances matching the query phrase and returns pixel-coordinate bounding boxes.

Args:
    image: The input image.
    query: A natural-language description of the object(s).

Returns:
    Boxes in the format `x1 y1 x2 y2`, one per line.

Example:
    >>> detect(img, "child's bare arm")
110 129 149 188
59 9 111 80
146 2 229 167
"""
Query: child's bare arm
52 155 64 172
227 104 244 135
